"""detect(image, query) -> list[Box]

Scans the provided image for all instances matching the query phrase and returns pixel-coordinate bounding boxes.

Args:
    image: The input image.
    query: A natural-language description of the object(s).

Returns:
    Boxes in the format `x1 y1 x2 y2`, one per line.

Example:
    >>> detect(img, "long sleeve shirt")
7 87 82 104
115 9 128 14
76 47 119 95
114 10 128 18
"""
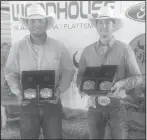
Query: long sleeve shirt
76 37 142 108
4 35 75 97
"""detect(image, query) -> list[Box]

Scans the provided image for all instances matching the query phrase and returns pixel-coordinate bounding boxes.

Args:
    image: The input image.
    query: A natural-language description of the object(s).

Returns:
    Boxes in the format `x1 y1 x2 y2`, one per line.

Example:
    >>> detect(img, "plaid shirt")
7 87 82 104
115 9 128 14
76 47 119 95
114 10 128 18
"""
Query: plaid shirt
76 37 142 108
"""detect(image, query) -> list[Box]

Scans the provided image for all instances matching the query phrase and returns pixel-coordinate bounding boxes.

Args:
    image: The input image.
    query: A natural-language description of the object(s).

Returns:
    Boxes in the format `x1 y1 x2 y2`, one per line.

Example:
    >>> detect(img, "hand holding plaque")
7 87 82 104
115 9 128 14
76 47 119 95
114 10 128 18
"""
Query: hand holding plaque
48 87 60 104
77 85 86 98
21 70 55 102
97 80 126 106
80 65 118 96
107 80 126 98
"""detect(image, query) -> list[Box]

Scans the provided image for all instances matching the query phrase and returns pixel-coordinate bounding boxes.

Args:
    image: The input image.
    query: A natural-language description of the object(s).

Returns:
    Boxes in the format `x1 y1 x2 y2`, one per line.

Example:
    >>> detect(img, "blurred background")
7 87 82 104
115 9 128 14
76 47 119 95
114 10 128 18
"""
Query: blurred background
1 1 146 139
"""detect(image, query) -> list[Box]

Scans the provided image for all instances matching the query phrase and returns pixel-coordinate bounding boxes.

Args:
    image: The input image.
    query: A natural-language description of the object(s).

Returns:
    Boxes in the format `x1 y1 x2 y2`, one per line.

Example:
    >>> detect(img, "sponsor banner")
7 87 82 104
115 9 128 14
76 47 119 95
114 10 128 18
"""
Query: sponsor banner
9 1 145 109
9 1 122 46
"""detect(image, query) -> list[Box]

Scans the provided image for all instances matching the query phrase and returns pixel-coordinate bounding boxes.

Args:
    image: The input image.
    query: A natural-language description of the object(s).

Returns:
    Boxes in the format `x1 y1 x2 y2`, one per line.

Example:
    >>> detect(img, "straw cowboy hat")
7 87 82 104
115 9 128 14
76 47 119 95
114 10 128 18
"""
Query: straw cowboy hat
19 3 56 30
88 6 124 32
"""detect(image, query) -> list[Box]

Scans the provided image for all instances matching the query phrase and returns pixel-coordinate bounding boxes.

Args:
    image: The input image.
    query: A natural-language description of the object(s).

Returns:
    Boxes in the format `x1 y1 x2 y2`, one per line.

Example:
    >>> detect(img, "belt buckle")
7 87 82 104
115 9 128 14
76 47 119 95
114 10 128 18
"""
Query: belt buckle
40 88 53 99
97 96 110 106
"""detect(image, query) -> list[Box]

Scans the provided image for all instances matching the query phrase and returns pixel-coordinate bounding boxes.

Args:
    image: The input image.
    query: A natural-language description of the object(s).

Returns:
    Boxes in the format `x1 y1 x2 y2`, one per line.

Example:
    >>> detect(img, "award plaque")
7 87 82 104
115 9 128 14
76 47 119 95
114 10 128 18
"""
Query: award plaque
21 70 55 101
80 65 118 96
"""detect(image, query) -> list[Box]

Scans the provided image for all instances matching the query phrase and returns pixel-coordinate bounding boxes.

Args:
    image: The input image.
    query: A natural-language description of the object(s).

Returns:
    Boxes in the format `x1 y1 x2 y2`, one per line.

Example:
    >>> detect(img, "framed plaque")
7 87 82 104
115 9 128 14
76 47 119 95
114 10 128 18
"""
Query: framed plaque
21 70 55 101
80 65 118 96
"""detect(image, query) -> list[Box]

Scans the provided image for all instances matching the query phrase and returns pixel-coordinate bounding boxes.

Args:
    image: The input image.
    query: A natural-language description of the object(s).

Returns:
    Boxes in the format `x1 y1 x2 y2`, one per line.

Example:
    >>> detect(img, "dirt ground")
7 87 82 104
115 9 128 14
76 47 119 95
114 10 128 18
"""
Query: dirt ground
1 116 110 139
1 108 145 139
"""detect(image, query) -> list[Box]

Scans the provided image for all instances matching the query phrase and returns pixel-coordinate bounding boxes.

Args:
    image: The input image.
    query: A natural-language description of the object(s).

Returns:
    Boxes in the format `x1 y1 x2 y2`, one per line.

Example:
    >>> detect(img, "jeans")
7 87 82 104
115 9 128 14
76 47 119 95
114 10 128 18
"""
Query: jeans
20 101 62 139
87 104 127 139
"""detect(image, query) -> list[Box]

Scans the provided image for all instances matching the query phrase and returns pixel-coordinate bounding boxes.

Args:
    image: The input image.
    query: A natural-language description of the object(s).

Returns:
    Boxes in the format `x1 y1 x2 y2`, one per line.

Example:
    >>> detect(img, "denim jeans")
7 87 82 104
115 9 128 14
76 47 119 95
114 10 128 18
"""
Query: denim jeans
87 104 127 139
20 101 62 139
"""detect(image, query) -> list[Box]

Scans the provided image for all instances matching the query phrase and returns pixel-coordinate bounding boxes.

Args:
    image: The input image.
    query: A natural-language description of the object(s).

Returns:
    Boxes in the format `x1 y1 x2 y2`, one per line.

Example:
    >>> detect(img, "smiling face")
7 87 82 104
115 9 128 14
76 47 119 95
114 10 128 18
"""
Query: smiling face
27 18 48 37
96 18 115 43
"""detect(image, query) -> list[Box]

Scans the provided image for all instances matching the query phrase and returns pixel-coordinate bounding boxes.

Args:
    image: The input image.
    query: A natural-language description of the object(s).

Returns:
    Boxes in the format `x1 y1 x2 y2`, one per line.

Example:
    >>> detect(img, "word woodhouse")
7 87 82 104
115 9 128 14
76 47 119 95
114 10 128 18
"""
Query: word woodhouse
11 1 116 21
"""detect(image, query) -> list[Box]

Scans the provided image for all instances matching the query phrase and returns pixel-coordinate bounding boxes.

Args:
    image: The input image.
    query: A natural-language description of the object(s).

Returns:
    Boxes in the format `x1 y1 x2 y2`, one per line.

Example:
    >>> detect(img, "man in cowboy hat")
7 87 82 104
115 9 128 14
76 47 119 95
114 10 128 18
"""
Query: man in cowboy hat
76 6 142 139
4 3 75 139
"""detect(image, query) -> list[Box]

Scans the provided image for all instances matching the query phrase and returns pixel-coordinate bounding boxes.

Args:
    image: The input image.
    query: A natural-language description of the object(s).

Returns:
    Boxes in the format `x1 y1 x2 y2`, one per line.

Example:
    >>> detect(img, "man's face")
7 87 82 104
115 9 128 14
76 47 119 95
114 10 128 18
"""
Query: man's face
96 18 114 41
28 18 47 37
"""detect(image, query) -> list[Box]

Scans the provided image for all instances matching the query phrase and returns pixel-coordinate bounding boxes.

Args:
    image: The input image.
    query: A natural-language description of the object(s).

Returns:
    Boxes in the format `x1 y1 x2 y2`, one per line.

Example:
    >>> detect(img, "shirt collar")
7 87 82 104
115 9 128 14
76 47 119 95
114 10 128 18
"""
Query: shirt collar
27 33 48 47
96 36 116 48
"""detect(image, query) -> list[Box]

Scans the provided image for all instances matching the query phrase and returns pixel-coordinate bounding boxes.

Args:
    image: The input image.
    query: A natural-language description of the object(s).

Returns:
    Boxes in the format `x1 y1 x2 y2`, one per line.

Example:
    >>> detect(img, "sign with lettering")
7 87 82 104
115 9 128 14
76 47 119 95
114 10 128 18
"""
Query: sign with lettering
125 2 145 22
10 1 119 21
9 1 121 44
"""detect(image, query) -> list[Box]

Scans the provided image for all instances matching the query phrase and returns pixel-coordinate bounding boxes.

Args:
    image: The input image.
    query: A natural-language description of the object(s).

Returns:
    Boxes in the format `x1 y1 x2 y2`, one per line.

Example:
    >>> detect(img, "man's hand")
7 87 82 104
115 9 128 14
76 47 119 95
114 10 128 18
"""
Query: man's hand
48 88 60 104
10 92 30 106
77 86 86 98
10 84 30 106
17 93 30 106
80 91 86 98
107 80 125 98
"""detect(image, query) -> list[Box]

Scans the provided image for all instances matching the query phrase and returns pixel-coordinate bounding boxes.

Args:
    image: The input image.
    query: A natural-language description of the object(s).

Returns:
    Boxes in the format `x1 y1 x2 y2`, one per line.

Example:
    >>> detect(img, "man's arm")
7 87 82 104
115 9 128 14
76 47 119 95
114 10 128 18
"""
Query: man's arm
57 45 75 94
123 45 142 90
76 49 87 90
4 42 21 96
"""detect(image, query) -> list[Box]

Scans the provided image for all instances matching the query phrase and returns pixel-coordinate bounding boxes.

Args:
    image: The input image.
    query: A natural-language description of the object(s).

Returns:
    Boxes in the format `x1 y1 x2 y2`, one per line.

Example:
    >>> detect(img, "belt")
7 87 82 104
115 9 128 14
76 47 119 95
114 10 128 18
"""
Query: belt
21 100 48 106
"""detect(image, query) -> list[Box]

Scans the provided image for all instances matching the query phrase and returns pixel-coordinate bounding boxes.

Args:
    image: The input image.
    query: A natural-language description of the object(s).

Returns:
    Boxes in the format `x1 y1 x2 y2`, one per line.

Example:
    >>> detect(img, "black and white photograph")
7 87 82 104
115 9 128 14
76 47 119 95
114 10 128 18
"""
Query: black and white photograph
1 1 146 139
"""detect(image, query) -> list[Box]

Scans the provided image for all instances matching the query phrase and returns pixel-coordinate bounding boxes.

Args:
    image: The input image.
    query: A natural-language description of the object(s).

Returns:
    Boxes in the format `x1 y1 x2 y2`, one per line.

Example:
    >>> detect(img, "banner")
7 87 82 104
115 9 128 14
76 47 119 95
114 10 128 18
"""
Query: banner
9 1 122 50
9 1 145 109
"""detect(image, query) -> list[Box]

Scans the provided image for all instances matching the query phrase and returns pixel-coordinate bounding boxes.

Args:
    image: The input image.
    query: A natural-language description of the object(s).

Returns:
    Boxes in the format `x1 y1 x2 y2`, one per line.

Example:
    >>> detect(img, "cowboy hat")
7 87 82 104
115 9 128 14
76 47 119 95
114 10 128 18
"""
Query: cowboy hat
88 6 124 32
19 3 56 30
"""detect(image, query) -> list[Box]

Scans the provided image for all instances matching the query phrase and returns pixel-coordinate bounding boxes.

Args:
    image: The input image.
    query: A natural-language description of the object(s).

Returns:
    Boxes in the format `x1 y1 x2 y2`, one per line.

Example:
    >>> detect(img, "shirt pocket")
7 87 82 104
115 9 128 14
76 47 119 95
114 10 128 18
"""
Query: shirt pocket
86 56 101 66
45 52 60 69
105 55 122 65
50 59 60 69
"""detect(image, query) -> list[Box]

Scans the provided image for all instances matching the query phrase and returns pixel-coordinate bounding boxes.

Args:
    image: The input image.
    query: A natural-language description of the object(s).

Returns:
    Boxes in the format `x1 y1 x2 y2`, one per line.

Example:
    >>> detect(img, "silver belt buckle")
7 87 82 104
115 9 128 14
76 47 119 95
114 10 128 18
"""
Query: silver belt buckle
40 88 53 98
83 80 95 90
24 89 36 99
98 96 110 106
